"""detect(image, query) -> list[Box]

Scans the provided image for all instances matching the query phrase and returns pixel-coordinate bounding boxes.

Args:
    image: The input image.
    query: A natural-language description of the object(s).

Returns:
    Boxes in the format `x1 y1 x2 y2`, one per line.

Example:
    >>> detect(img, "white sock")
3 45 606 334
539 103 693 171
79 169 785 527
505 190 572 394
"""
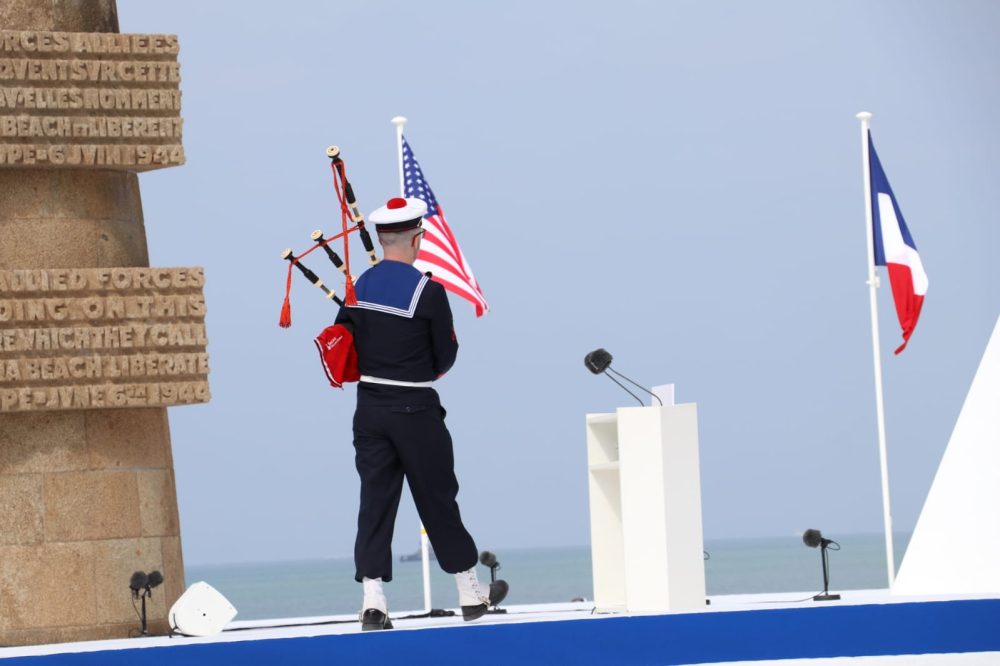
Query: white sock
362 576 388 614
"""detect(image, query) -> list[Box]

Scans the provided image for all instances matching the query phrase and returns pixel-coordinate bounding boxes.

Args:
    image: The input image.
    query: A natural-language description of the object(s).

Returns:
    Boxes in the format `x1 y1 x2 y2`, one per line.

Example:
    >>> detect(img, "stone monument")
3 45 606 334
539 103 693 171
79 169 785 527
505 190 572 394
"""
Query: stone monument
0 0 207 646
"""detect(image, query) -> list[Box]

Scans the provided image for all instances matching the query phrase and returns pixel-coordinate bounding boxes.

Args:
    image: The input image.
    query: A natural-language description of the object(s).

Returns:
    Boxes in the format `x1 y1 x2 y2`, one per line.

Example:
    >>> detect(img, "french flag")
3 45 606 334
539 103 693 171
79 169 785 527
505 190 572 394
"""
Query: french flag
869 133 928 354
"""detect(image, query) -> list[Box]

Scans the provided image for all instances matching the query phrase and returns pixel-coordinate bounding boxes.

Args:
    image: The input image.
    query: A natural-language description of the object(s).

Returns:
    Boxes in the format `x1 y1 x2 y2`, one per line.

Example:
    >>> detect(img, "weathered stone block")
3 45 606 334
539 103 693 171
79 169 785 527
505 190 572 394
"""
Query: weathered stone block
163 418 174 469
0 412 87 475
0 2 53 31
0 475 44 545
160 535 186 610
0 543 96 630
44 471 141 542
52 0 119 33
0 171 53 220
125 173 144 223
138 469 180 537
0 219 102 270
86 408 169 470
51 172 134 222
95 219 151 267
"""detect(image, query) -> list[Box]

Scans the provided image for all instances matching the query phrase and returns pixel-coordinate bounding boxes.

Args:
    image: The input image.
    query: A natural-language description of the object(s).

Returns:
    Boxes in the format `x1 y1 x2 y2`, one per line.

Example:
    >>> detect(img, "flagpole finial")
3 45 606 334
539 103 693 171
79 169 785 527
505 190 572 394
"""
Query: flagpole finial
856 111 872 121
391 116 408 127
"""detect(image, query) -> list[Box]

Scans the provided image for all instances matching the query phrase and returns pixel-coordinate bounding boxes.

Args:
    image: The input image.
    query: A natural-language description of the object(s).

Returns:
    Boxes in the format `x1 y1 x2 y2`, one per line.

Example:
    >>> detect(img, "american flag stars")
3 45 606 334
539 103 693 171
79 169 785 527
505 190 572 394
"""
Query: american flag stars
402 139 439 217
400 136 489 317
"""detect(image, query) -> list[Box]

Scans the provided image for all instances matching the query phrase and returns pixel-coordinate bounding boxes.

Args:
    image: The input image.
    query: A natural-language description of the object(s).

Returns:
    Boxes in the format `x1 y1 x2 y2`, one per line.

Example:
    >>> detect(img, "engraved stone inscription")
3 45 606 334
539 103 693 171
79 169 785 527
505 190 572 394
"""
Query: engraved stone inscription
0 268 210 412
0 31 183 171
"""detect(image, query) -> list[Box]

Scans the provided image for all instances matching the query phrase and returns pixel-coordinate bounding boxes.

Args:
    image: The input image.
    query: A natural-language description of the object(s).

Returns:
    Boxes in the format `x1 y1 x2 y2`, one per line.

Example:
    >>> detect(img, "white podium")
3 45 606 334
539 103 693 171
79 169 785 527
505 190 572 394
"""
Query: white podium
586 404 706 613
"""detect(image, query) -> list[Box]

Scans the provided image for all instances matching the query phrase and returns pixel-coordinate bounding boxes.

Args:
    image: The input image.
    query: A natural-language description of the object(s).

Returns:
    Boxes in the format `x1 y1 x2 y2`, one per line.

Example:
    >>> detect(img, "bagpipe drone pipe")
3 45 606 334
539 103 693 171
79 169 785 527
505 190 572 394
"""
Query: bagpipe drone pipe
278 145 379 327
278 146 373 387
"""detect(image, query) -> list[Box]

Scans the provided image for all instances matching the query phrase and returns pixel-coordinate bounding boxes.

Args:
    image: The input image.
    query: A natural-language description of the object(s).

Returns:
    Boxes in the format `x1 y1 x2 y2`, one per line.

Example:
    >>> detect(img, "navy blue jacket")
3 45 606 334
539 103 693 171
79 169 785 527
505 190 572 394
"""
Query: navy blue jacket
335 260 457 405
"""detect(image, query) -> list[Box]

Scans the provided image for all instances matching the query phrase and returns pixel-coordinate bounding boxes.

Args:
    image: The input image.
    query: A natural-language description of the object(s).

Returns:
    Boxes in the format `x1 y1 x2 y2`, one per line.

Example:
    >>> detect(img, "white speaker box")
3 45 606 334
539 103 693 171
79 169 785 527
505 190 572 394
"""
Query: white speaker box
169 581 238 637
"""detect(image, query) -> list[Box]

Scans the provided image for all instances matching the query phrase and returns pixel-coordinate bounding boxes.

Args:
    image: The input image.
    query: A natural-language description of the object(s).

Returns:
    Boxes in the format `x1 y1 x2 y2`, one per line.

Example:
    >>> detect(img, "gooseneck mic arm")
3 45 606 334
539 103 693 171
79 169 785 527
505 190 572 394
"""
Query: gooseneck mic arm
607 367 664 407
584 348 664 407
602 371 645 406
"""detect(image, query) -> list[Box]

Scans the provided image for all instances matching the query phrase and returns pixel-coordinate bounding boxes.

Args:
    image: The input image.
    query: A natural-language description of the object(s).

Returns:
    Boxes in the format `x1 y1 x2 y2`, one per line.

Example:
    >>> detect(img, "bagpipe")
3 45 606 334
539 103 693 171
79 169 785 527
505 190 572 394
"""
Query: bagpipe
278 146 375 388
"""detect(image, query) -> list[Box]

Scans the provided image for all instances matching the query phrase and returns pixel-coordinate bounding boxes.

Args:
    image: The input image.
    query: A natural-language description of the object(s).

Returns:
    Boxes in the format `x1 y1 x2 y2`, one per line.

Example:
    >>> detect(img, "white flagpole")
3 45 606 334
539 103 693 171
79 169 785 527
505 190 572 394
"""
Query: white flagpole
391 115 434 611
392 116 407 197
857 111 896 587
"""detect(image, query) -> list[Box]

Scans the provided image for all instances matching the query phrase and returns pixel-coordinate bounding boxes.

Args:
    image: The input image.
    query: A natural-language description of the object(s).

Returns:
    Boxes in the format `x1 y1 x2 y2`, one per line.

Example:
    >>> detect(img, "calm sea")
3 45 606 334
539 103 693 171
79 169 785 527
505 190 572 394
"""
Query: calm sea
185 532 910 621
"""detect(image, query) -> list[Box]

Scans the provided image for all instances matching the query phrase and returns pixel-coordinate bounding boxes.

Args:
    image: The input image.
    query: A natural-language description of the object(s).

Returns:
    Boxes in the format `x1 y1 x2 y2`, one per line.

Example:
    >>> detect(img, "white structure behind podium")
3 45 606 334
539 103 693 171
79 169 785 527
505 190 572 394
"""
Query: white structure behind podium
586 404 706 613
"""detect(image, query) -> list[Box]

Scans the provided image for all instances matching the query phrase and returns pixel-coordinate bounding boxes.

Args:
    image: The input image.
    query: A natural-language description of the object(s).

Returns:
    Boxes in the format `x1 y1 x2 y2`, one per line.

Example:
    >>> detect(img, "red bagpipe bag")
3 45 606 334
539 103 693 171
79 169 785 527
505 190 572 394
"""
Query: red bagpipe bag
314 324 360 388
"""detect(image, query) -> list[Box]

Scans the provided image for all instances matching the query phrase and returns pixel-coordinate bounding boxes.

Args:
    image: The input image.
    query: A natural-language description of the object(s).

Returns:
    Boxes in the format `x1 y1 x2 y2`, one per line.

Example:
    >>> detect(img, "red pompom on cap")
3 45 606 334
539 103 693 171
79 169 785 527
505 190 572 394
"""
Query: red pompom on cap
387 198 407 209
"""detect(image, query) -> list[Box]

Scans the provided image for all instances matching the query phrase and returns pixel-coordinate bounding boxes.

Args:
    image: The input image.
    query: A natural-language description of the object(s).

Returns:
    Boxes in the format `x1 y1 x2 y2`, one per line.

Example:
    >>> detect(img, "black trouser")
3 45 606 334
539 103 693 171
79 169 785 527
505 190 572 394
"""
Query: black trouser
352 403 478 582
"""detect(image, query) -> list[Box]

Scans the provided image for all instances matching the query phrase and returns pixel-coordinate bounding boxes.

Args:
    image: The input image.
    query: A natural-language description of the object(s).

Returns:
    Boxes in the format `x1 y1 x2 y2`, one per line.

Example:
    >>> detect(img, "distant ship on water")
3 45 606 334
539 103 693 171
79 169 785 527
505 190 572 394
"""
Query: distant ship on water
400 546 436 562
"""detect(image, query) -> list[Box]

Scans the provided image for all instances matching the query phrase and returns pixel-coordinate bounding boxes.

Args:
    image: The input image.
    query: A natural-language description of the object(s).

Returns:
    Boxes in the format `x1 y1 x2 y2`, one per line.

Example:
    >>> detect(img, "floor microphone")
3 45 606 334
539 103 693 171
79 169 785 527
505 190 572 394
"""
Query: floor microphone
147 570 164 590
129 571 148 598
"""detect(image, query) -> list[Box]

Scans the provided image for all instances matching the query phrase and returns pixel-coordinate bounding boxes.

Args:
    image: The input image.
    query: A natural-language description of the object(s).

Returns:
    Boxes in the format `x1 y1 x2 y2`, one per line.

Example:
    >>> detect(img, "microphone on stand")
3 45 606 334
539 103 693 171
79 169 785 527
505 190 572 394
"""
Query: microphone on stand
479 551 506 615
803 529 833 549
802 529 840 601
479 551 498 569
584 348 663 407
127 570 164 637
129 571 148 600
583 349 613 375
146 571 164 592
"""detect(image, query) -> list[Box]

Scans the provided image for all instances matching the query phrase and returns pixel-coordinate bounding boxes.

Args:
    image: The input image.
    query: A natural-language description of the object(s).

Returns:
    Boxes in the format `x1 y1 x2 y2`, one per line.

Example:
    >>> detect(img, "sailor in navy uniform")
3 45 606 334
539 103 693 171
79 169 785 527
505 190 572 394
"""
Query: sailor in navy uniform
335 197 507 631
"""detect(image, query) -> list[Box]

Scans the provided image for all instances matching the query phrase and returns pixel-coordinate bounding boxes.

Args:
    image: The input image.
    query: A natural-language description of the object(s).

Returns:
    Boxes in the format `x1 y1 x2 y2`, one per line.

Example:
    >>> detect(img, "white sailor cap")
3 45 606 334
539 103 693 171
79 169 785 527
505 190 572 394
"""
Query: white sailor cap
368 197 427 232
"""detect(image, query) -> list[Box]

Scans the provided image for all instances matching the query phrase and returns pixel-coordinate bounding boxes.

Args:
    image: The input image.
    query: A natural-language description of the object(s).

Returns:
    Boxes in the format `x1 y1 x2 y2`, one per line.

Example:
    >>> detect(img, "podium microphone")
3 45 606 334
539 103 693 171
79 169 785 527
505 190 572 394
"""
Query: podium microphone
584 349 663 407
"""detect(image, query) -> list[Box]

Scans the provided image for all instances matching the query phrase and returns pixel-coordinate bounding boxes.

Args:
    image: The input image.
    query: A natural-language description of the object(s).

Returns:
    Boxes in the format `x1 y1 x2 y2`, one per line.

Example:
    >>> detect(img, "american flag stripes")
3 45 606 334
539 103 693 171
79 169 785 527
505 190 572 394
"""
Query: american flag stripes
402 137 489 317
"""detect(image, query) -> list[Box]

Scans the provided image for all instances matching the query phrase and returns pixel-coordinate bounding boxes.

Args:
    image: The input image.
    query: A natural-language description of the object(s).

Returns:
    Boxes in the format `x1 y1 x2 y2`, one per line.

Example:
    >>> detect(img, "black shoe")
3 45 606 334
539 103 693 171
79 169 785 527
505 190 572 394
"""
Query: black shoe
361 609 394 631
462 580 509 622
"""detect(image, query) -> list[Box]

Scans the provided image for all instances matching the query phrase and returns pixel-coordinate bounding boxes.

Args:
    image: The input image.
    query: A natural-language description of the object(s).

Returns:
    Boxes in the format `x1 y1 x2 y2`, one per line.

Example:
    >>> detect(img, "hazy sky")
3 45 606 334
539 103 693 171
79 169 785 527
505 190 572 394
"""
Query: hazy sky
115 1 1000 567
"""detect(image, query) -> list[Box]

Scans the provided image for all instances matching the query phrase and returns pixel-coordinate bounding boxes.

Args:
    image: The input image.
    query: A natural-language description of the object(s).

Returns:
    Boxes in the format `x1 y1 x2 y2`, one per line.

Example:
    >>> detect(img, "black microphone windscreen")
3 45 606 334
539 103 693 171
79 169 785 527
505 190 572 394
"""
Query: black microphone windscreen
479 551 498 568
584 348 613 375
129 571 148 591
147 570 164 589
803 529 823 548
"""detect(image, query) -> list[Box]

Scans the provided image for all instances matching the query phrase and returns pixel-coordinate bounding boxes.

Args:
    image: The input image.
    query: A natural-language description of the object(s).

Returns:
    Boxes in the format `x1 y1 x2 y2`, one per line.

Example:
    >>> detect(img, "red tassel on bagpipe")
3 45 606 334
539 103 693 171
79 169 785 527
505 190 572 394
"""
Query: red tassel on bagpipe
279 298 292 328
344 276 357 306
279 265 294 328
278 231 355 327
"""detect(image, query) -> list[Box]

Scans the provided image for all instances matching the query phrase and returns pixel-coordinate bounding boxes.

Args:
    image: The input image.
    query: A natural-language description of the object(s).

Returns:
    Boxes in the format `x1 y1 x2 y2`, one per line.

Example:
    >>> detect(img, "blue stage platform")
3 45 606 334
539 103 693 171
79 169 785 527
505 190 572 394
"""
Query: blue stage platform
2 592 999 665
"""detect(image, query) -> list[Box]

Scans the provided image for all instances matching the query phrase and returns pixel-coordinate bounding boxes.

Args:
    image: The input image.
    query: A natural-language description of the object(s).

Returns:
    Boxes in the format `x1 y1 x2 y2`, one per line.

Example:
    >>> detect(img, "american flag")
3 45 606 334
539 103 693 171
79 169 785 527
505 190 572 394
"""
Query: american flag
403 136 489 317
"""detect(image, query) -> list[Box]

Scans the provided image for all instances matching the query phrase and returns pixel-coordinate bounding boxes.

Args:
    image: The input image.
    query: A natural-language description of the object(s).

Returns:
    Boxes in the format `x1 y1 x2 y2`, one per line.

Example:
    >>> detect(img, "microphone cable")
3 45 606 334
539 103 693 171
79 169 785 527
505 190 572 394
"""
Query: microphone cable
602 370 644 406
606 367 664 406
